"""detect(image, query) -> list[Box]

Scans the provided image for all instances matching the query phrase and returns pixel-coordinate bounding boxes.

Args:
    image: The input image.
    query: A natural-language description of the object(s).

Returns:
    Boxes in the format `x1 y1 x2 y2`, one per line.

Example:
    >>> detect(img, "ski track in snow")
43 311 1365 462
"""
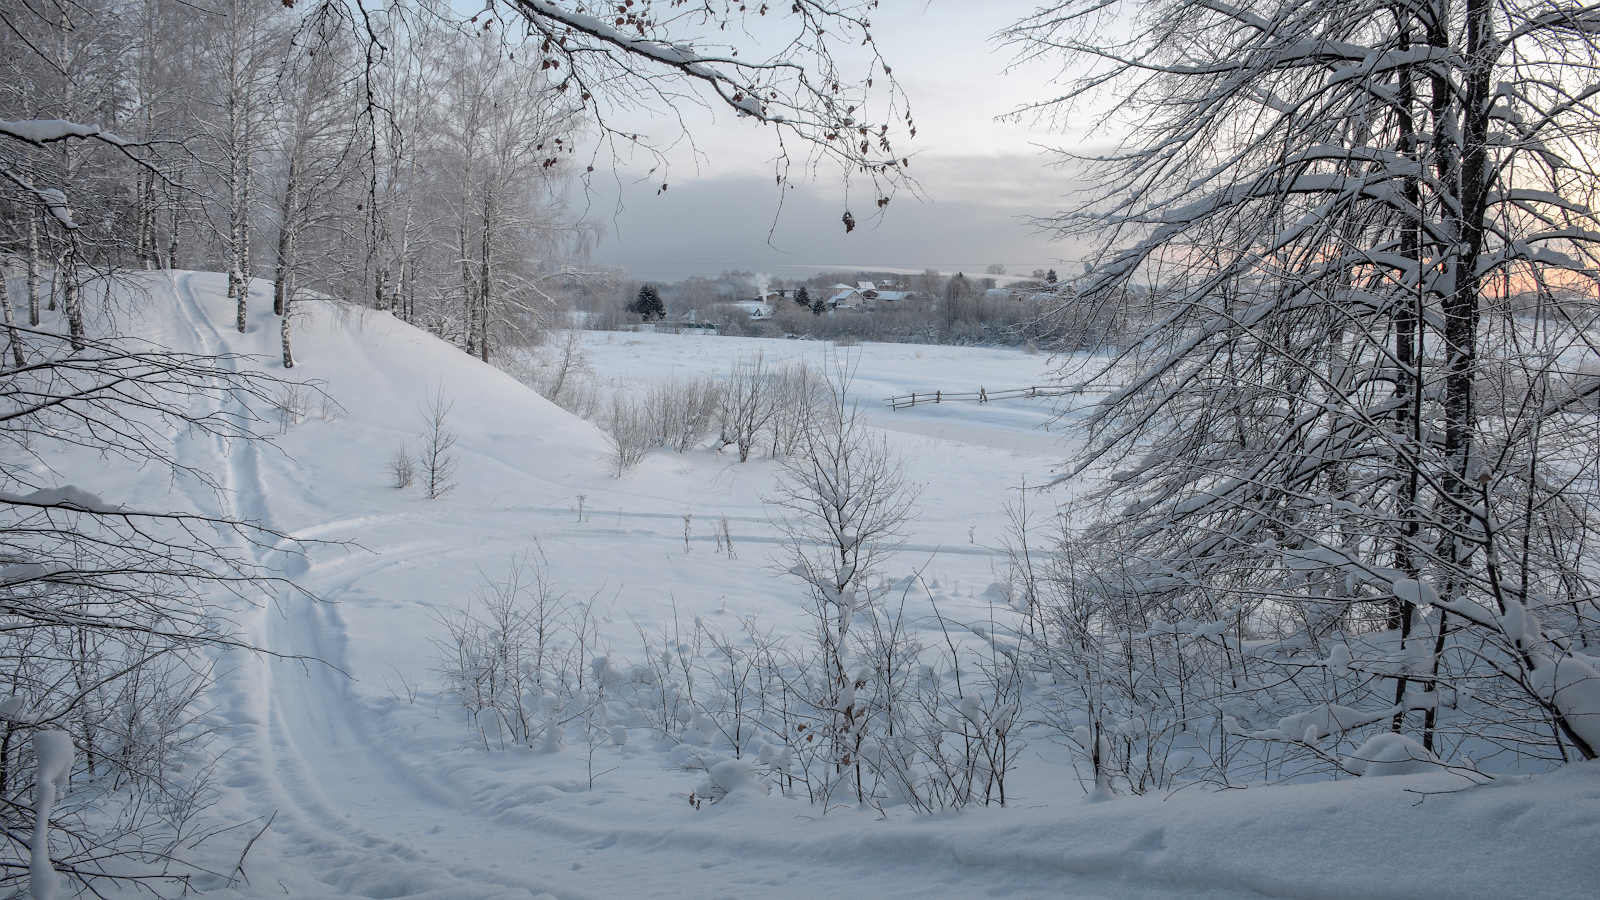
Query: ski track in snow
148 277 1091 900
155 281 1204 900
64 273 1597 900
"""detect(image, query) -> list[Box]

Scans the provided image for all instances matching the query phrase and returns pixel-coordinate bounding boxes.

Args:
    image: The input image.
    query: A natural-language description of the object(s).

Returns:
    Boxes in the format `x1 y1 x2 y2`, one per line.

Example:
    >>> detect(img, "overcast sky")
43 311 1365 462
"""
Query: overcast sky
576 2 1100 284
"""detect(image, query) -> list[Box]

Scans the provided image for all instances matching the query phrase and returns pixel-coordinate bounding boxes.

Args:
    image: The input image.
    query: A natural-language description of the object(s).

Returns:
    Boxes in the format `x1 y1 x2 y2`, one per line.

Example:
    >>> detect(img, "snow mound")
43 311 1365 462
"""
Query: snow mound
103 270 614 515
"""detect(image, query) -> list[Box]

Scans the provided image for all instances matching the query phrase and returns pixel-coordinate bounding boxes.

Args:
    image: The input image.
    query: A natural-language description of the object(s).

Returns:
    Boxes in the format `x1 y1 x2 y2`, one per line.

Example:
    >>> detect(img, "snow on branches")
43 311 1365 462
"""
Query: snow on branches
1008 0 1600 776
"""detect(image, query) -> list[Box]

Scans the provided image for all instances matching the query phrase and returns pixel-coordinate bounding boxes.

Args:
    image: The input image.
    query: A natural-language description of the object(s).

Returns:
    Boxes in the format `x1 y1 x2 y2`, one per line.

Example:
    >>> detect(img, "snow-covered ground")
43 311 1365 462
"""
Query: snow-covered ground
44 273 1600 900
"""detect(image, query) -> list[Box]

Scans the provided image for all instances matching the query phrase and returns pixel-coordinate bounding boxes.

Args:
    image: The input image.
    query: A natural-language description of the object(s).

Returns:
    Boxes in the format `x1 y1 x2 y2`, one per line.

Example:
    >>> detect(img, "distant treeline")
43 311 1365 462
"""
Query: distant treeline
568 268 1131 349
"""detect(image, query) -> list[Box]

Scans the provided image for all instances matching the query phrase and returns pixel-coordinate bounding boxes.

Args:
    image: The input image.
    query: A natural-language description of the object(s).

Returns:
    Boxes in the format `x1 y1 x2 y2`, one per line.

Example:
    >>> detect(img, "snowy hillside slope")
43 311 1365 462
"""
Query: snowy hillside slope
46 272 1600 900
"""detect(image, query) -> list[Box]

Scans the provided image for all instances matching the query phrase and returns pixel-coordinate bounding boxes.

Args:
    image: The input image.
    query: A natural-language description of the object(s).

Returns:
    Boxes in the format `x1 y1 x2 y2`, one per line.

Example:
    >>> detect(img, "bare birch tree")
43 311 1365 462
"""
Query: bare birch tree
437 31 586 362
270 5 360 368
200 0 281 333
767 363 917 804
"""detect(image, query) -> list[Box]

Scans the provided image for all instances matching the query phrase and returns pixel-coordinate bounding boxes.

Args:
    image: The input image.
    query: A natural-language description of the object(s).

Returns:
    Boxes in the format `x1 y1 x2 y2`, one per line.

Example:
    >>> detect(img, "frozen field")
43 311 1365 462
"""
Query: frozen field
40 273 1600 900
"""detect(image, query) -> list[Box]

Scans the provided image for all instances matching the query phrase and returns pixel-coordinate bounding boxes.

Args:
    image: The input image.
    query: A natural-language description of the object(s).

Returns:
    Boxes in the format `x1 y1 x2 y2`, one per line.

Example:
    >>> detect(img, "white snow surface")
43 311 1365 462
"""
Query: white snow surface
44 272 1600 900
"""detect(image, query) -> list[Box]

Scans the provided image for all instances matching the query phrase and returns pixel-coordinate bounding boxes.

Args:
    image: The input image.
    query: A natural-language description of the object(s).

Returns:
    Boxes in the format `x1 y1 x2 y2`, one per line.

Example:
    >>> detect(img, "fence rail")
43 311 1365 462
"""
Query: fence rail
885 385 1068 411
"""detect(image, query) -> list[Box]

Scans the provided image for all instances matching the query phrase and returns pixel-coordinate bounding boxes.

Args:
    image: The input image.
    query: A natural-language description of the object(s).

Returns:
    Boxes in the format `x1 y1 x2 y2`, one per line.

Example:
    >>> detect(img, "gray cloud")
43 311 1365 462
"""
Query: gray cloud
584 153 1092 283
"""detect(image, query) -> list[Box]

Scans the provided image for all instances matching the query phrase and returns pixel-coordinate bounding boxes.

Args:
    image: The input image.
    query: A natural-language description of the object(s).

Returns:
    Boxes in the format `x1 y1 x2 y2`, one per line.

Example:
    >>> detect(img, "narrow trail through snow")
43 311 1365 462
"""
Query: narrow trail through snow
153 282 1207 900
112 275 1592 900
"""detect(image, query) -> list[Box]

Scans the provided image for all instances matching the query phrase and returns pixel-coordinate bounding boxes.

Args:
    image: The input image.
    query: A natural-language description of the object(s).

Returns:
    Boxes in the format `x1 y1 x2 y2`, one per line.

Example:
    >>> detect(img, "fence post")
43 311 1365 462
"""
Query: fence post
935 390 941 403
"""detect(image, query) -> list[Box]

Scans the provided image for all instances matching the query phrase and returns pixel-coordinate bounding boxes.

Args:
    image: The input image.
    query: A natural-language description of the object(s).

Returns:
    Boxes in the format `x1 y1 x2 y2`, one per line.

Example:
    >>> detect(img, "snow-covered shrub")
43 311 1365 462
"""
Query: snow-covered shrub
603 393 652 475
715 353 777 462
627 616 814 805
431 551 607 752
1012 502 1576 792
917 609 1029 808
318 392 344 423
685 754 775 808
625 623 701 745
427 550 1031 812
1023 555 1223 794
768 586 1030 813
634 597 1029 813
273 382 310 432
763 365 931 807
508 330 603 420
0 603 225 892
762 362 826 459
713 355 827 462
387 445 416 488
645 375 721 453
518 353 820 472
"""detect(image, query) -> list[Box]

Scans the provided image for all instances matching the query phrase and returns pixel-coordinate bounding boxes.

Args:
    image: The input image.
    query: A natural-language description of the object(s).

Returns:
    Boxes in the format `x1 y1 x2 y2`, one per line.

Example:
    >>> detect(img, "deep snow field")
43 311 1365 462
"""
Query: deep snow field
40 272 1600 900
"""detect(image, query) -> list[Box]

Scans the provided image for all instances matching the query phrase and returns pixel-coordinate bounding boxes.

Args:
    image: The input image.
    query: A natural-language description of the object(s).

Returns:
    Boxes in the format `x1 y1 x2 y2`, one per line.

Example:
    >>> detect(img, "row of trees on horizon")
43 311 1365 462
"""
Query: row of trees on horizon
578 267 1106 347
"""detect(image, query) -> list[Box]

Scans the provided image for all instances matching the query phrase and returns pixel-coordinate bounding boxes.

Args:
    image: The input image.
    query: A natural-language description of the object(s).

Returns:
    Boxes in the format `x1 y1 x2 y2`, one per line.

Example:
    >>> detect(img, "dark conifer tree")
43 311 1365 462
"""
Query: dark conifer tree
629 283 665 321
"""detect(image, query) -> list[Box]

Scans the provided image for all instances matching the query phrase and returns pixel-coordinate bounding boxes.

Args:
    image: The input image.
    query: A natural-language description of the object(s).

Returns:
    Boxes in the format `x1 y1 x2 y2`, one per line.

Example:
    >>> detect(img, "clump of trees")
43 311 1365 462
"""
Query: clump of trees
431 548 608 755
575 353 829 475
1004 0 1600 783
580 267 1127 348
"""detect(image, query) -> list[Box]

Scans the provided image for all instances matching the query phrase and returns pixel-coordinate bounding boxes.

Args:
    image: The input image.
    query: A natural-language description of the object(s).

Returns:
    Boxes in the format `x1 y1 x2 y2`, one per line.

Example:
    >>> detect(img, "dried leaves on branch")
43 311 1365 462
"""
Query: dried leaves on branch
347 0 916 221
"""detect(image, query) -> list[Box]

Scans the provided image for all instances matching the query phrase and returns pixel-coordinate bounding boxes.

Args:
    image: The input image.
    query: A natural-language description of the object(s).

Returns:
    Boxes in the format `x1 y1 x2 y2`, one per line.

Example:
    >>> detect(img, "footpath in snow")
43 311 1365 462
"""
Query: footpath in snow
53 272 1600 900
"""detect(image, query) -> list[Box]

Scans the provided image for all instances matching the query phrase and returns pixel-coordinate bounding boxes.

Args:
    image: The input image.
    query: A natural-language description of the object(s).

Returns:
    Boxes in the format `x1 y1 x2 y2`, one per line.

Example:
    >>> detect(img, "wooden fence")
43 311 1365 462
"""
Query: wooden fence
884 385 1069 410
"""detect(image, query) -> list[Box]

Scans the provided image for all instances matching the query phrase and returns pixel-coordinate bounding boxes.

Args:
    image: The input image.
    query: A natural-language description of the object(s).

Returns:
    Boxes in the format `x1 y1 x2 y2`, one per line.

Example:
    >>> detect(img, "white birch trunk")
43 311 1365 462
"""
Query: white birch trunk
0 267 25 367
26 210 40 326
